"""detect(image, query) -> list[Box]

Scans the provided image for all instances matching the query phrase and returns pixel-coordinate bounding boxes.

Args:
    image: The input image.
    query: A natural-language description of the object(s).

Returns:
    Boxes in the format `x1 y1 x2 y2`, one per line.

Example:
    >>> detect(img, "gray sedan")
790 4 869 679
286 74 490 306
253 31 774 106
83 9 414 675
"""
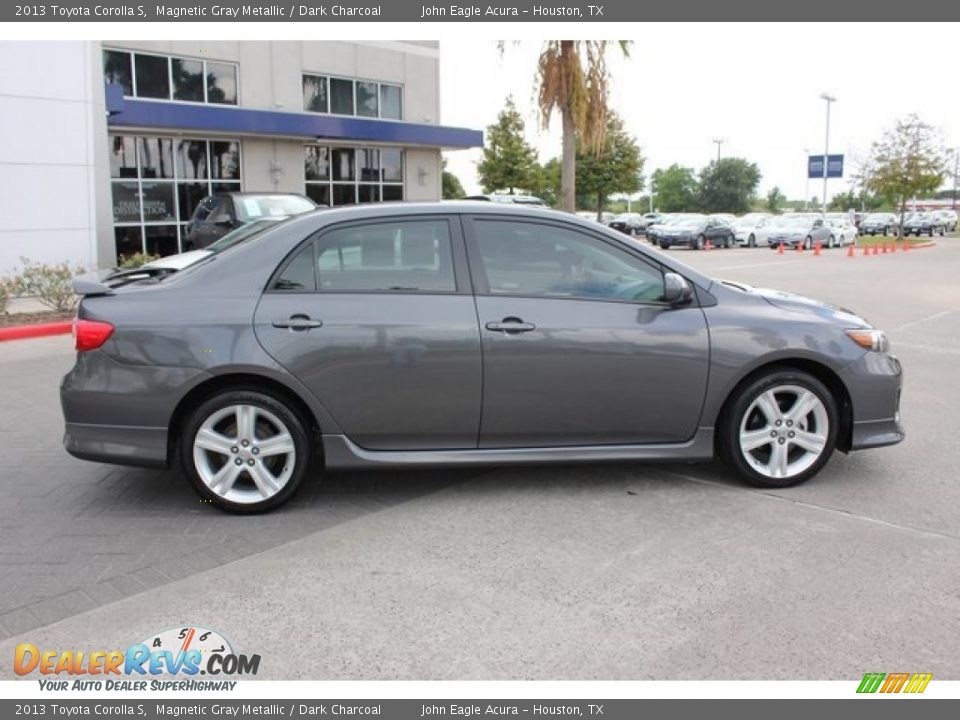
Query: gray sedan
766 215 837 249
62 203 904 512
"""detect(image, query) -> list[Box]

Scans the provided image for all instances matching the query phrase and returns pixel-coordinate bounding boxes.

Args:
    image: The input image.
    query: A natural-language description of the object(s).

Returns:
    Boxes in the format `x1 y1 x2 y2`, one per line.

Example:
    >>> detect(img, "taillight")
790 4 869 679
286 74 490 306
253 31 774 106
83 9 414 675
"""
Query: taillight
73 319 114 352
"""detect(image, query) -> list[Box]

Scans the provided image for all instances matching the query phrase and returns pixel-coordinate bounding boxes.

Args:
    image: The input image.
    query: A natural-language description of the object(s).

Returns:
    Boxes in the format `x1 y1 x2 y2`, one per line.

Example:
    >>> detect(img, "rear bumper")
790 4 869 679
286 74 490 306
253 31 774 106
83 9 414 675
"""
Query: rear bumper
64 422 169 468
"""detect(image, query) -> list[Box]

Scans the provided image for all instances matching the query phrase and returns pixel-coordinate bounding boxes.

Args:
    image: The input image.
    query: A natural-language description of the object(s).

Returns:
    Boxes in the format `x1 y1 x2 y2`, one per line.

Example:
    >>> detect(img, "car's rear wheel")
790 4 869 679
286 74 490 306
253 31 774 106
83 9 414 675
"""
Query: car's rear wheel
695 234 705 250
181 390 311 512
748 234 756 247
720 369 838 488
804 236 813 250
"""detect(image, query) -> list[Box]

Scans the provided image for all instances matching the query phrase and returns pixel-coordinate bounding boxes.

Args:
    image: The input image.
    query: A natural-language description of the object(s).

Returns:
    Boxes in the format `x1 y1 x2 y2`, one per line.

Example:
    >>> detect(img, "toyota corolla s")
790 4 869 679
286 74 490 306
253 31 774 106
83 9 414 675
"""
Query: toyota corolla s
61 203 904 512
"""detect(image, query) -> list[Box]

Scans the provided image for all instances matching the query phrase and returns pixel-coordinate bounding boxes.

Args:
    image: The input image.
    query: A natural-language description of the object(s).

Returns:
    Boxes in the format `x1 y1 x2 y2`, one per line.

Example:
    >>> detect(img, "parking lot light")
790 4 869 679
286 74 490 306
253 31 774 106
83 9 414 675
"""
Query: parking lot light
820 93 837 219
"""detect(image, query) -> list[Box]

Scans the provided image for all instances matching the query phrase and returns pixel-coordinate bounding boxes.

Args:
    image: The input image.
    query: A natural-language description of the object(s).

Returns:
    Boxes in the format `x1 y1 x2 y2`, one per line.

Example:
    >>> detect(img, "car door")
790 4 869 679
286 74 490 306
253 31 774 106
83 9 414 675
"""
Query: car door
253 216 483 450
464 215 710 448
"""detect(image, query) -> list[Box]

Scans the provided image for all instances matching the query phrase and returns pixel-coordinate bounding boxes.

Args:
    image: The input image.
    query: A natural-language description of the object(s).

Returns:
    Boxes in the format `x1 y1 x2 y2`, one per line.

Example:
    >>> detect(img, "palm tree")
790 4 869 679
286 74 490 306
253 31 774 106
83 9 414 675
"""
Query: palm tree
536 41 630 212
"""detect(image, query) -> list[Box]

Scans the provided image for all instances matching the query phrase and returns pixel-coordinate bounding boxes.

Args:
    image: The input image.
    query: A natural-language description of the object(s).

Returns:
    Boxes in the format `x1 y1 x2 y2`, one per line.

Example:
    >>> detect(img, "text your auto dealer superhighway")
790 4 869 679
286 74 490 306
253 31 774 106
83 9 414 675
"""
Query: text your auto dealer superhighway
155 4 383 17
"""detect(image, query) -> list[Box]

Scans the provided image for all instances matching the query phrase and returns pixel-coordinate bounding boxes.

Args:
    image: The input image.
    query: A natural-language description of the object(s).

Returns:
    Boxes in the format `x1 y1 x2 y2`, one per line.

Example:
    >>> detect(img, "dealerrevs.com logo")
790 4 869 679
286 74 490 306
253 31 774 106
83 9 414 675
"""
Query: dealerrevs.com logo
14 626 260 691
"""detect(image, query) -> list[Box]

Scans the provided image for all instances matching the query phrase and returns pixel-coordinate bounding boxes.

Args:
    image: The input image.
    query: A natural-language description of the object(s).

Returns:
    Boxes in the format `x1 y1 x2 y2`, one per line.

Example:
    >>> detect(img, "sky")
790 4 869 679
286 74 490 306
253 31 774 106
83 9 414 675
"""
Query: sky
438 24 960 204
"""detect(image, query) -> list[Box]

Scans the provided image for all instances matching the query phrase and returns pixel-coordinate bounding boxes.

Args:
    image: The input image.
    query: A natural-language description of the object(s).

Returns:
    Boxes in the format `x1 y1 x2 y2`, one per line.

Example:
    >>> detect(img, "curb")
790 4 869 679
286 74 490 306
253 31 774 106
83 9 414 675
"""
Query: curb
0 321 72 343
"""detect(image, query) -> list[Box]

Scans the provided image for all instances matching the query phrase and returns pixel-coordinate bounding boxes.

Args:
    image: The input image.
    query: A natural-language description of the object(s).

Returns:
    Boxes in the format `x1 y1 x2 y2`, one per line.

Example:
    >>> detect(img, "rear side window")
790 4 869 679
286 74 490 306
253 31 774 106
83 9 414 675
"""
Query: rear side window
272 243 317 292
314 219 456 293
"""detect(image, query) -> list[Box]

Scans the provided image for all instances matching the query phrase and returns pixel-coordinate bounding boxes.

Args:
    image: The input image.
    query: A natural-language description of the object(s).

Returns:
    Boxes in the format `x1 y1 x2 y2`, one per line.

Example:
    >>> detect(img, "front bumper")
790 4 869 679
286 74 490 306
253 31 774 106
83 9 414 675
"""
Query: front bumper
840 351 904 451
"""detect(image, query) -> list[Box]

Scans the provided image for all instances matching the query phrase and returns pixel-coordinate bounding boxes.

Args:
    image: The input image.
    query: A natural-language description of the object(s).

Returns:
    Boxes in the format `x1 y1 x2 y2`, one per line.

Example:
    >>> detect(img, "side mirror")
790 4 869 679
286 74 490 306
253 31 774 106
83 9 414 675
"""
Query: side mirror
663 272 693 305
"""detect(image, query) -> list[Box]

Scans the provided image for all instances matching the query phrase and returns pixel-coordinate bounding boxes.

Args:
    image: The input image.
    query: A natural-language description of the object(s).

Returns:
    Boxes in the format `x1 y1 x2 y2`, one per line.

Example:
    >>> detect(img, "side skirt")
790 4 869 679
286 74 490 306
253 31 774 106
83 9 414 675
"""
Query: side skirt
322 429 716 470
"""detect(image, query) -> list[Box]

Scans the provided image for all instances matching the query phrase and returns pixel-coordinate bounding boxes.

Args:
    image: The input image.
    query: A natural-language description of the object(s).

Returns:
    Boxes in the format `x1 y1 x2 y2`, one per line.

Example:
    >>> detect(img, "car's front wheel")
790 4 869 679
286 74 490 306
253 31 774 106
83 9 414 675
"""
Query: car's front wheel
720 369 838 488
748 234 756 247
181 390 312 512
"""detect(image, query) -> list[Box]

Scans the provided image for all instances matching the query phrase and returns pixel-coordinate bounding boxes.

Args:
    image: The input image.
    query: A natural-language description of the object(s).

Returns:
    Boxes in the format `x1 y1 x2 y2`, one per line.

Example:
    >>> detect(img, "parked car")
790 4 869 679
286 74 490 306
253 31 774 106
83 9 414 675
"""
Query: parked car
183 192 316 250
463 194 546 206
64 202 903 512
902 212 946 237
859 213 899 236
106 219 286 285
932 209 957 232
655 215 736 250
732 213 773 247
823 216 858 247
639 212 663 231
766 215 835 249
608 213 646 236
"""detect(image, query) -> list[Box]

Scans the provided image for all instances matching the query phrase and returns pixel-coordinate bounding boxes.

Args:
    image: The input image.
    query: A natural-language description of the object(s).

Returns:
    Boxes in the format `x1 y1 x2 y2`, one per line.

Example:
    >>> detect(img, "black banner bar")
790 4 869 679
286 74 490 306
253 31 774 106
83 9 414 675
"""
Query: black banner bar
3 1 959 22
2 700 959 720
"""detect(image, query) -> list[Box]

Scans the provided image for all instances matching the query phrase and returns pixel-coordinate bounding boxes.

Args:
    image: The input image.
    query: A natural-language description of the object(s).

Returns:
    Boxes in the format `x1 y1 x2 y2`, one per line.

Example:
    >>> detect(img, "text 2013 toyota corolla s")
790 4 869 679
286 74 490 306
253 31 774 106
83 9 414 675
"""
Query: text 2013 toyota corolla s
61 203 904 512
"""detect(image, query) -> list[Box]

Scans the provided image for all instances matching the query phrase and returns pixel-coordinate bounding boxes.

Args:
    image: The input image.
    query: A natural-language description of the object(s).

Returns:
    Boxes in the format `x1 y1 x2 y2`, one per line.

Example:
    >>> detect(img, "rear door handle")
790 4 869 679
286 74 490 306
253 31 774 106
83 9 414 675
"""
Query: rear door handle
485 317 536 334
272 316 323 330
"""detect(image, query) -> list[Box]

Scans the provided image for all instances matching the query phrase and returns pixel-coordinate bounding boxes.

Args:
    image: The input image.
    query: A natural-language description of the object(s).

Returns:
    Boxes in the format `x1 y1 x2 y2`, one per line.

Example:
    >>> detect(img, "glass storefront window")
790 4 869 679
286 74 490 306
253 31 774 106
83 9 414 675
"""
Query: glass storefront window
111 135 241 260
110 136 138 178
103 50 133 96
303 75 328 113
207 62 237 105
172 58 204 102
380 85 402 120
330 78 355 115
134 53 170 99
139 138 174 179
305 145 404 208
104 49 237 106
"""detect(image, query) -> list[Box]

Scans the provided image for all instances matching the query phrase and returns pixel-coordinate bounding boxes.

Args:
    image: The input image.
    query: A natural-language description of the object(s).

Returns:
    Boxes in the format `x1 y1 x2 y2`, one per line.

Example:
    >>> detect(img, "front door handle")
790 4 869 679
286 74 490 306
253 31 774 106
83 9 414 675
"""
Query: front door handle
485 317 536 334
272 315 323 331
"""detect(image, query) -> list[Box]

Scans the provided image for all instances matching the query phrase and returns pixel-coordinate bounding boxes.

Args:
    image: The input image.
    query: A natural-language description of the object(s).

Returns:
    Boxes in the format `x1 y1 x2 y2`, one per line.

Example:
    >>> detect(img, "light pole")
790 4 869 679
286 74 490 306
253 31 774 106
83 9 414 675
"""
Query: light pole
712 137 725 163
803 147 811 210
819 93 836 218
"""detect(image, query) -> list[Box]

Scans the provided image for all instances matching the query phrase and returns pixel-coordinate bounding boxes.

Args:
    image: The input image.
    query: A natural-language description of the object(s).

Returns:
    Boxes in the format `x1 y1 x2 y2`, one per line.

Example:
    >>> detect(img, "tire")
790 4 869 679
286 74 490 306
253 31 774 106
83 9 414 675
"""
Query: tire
695 234 705 250
719 368 838 489
748 234 756 248
884 226 889 236
725 235 733 249
929 228 934 237
180 389 312 513
804 236 812 250
828 235 836 249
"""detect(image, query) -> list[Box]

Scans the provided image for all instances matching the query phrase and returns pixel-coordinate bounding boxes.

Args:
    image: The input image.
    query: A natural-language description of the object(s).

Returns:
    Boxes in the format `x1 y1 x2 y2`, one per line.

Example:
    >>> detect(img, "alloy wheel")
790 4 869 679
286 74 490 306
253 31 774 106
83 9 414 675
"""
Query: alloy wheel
738 384 829 480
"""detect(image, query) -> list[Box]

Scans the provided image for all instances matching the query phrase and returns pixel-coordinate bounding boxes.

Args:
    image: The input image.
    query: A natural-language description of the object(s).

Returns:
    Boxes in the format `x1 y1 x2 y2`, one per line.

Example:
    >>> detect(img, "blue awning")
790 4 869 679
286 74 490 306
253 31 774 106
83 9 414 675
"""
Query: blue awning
105 84 483 149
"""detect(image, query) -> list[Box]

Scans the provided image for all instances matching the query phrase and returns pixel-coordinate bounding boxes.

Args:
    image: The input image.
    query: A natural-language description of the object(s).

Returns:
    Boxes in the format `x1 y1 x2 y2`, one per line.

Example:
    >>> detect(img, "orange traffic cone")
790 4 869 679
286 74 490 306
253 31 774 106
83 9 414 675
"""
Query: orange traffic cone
890 241 896 253
778 242 785 255
862 244 870 256
847 244 855 257
872 244 879 255
903 239 910 252
881 243 888 254
705 239 712 251
813 241 822 256
796 242 803 253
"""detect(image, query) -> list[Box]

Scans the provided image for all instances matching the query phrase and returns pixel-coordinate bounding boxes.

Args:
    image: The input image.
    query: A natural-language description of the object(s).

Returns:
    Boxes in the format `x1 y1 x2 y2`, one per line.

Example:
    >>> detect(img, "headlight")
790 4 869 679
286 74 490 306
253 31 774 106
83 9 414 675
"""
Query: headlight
846 329 889 353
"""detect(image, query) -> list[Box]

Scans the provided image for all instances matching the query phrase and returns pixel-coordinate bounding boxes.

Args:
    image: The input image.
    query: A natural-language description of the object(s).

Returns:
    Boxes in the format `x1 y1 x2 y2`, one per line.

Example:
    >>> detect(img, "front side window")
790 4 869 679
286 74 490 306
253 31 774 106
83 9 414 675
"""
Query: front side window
314 220 455 293
473 221 665 303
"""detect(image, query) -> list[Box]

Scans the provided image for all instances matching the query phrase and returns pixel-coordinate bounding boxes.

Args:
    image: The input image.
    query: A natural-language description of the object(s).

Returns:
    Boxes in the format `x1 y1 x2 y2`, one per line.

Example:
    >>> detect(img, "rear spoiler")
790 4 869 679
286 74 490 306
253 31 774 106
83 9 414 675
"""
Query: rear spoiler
73 277 115 297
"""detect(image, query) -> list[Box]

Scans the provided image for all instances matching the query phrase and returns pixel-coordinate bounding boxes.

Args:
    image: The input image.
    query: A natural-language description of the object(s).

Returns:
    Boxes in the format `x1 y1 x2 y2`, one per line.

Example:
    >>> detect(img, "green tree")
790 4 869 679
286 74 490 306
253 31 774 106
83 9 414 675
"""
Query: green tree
441 158 465 199
766 186 786 214
576 113 644 220
861 114 949 236
530 157 562 208
698 158 761 214
533 40 631 212
651 165 698 212
476 97 540 195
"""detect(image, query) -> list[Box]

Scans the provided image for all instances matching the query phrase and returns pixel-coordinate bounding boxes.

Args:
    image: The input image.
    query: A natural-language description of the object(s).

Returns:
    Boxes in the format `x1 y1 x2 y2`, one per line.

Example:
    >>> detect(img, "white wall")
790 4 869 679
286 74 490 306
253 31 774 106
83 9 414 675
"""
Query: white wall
0 41 108 274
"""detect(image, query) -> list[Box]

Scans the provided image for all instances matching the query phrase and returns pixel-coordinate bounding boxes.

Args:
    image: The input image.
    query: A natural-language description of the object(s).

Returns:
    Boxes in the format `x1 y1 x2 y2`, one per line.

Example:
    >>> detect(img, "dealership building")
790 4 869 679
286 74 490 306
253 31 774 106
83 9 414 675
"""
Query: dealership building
0 41 482 274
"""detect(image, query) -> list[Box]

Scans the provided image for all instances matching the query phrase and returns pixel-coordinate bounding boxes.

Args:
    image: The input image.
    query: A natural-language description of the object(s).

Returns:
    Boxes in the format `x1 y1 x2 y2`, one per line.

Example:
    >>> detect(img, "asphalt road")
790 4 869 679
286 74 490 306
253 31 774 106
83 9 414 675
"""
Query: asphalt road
1 238 958 680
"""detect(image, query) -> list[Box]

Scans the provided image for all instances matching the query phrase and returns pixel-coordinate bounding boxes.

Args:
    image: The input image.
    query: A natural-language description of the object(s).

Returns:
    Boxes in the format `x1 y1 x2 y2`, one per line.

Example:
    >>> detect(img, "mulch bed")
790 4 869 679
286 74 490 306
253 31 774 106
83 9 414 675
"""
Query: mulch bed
0 311 74 328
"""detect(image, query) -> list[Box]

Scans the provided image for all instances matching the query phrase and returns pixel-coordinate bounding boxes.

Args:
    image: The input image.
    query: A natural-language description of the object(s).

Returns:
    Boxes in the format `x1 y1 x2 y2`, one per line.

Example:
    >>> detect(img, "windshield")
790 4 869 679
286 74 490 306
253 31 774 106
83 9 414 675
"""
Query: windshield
234 195 315 221
676 218 705 228
207 218 284 253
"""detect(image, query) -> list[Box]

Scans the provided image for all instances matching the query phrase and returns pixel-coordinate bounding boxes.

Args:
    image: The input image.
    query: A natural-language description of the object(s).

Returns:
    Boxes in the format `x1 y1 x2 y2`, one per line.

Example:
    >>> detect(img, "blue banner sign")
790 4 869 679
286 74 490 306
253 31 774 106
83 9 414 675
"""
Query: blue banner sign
808 154 844 179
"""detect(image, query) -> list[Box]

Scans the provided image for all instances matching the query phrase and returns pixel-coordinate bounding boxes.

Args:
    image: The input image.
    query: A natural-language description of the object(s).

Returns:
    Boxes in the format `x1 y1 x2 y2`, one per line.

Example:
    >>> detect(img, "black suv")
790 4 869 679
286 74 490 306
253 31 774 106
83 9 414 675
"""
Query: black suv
184 192 317 250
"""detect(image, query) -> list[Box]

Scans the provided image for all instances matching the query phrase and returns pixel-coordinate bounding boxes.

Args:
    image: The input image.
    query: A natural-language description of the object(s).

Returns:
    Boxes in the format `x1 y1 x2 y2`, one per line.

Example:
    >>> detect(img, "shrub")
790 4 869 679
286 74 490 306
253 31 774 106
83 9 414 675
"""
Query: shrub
0 278 11 315
9 258 84 314
118 252 160 269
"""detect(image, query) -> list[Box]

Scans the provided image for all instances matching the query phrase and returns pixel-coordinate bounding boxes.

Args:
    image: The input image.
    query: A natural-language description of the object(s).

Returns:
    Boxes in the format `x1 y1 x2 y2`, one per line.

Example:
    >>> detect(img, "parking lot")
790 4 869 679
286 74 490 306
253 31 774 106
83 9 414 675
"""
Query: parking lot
1 238 959 680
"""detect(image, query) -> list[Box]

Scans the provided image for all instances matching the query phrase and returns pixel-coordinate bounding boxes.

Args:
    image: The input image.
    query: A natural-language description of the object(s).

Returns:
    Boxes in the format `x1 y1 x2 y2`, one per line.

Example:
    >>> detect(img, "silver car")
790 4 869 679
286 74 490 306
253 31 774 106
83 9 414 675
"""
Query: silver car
62 203 904 512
